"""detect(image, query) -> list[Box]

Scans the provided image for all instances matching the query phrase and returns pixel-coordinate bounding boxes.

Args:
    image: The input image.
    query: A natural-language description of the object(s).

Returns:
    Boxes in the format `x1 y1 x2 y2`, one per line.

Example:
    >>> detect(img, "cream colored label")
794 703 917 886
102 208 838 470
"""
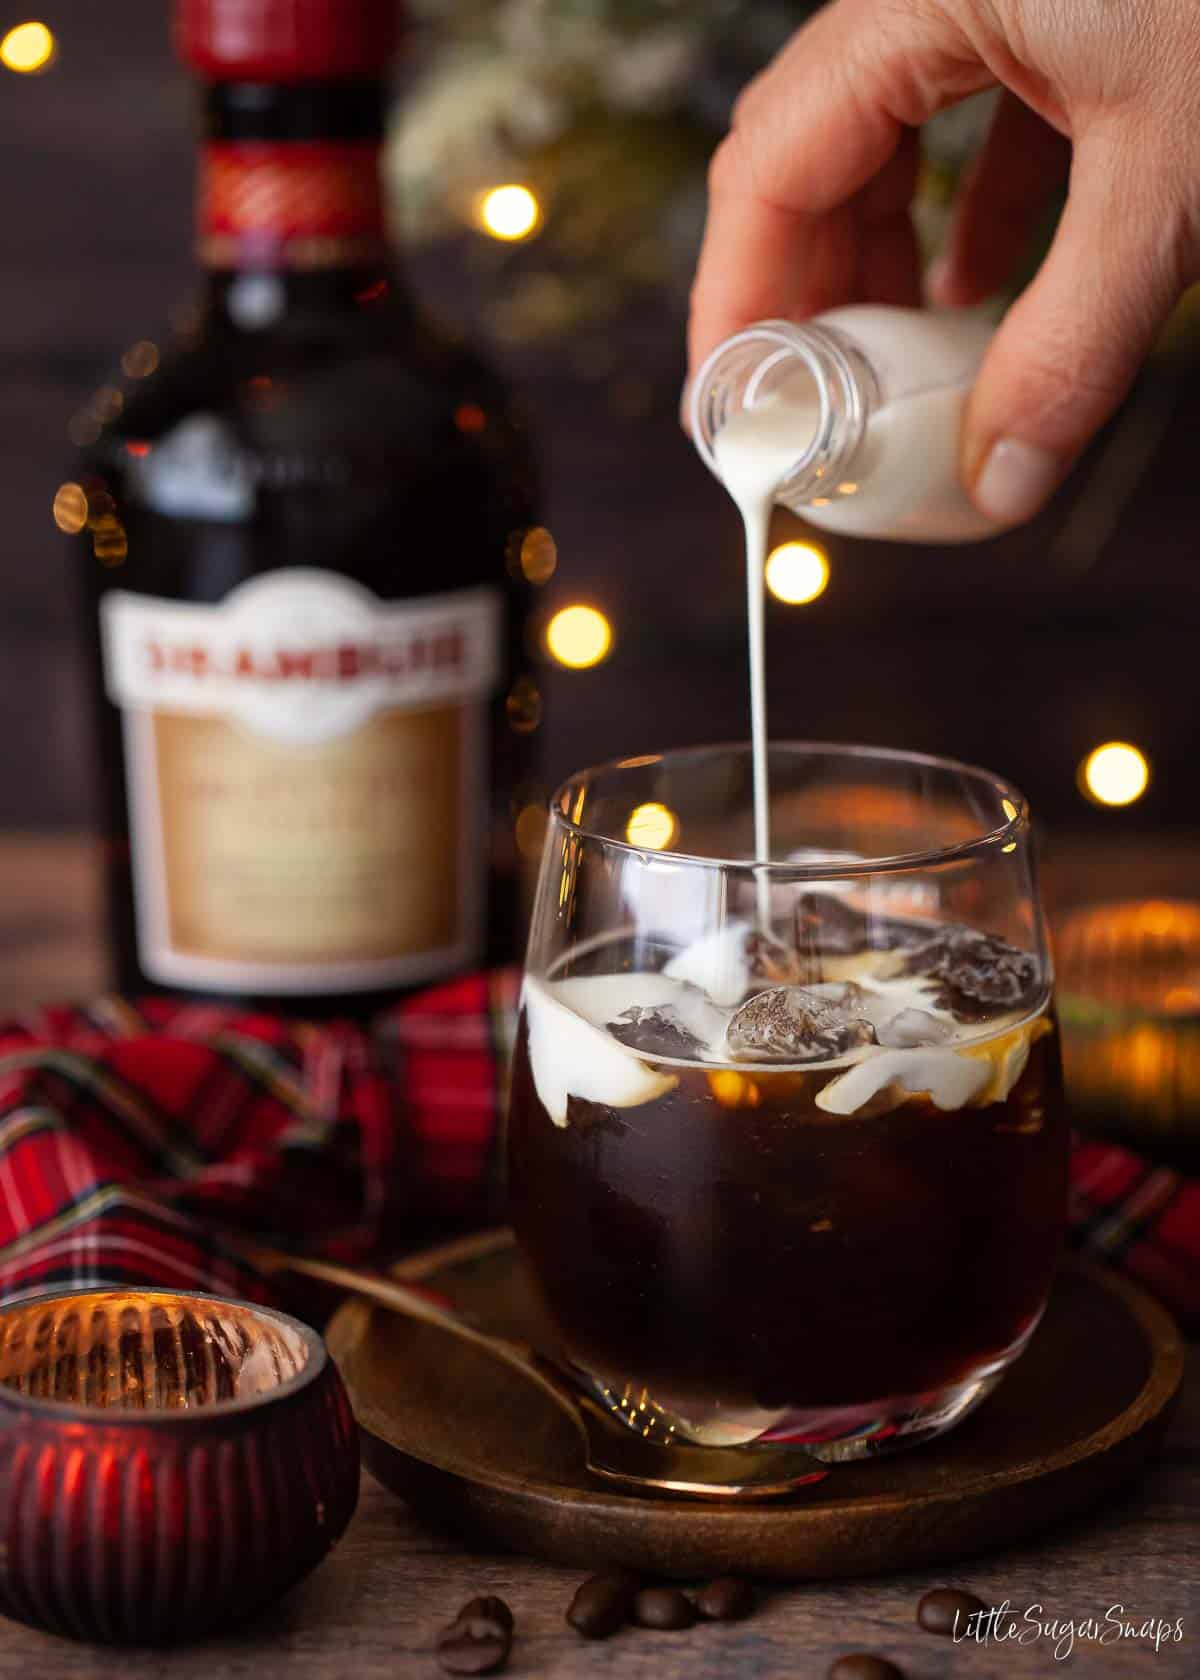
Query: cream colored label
102 572 499 993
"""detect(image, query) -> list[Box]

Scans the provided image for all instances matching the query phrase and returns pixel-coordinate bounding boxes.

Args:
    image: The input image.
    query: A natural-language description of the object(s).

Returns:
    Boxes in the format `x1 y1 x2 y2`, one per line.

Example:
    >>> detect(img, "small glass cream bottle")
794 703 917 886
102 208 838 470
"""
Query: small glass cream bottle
690 305 1000 543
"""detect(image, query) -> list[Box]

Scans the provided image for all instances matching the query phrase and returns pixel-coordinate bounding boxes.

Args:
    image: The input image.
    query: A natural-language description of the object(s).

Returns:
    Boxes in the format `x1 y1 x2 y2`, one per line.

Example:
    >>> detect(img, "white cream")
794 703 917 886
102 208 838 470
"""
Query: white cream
711 407 781 872
662 920 752 1006
813 1045 991 1116
523 950 1050 1123
522 976 677 1127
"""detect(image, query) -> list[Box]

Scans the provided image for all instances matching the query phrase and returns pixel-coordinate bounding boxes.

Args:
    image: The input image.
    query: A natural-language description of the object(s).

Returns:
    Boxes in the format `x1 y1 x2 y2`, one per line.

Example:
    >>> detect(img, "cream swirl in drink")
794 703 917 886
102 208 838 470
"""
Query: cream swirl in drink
522 918 1052 1129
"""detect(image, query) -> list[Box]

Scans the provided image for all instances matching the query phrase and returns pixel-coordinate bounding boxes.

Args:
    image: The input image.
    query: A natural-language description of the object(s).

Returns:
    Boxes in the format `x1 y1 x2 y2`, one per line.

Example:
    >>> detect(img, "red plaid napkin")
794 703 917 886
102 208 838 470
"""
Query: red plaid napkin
0 972 1195 1331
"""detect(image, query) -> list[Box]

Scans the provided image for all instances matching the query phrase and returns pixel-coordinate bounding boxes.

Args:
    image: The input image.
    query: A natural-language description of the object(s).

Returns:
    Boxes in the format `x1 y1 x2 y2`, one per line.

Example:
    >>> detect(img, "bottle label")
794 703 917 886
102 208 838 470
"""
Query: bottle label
101 570 501 995
198 140 386 270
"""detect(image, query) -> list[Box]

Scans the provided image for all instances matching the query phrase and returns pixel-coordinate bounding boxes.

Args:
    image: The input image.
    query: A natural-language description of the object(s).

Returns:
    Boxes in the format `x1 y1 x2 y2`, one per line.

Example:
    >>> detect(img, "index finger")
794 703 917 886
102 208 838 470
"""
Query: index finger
686 0 990 377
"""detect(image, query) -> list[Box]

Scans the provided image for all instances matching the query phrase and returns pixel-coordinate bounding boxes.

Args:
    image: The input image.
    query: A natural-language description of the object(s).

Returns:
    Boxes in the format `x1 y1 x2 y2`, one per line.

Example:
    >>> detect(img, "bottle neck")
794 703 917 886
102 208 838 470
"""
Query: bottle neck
197 79 392 326
691 320 879 507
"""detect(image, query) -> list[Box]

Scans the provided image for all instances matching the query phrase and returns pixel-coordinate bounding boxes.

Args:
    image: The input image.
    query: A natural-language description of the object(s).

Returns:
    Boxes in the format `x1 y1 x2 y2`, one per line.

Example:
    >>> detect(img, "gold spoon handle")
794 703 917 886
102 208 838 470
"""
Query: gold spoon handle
243 1246 465 1331
240 1243 586 1434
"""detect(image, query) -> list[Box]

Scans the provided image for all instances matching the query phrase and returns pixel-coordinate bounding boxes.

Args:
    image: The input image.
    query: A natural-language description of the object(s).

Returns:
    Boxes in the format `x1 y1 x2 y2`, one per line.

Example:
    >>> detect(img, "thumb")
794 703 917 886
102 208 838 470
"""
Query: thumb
964 130 1184 526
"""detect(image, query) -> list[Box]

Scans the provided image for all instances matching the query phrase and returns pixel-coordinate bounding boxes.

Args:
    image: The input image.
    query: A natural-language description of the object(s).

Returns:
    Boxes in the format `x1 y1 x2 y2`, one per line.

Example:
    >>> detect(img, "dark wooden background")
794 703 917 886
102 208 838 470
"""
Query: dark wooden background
3 3 1200 842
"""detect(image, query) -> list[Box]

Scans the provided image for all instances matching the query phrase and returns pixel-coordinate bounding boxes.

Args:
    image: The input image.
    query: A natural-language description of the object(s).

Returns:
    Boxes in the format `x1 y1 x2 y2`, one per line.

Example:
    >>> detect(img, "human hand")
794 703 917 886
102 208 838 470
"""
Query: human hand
687 0 1200 525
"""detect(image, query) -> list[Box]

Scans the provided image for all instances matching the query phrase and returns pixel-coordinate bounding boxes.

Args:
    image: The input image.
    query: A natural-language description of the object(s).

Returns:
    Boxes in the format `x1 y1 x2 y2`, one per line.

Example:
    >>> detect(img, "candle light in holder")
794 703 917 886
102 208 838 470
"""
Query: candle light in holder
1054 900 1200 1167
0 1288 358 1643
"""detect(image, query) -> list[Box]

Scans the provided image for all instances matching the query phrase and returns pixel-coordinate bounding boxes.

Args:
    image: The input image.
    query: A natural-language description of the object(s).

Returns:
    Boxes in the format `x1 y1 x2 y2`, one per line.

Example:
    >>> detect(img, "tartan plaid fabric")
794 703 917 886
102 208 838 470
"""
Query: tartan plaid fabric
0 975 516 1311
0 971 1194 1331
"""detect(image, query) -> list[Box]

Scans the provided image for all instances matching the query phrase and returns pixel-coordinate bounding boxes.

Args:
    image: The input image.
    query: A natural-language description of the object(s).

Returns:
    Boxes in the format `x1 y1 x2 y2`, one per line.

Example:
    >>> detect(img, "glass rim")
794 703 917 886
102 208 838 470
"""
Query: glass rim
689 318 837 483
548 740 1031 878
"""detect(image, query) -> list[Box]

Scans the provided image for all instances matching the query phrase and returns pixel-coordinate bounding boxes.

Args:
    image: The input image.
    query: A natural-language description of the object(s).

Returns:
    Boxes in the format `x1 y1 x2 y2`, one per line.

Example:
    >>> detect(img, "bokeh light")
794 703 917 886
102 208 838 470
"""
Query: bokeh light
505 676 543 734
1 21 55 73
1080 742 1150 808
477 184 541 241
765 541 829 604
625 802 678 851
546 604 612 669
1000 797 1018 848
519 526 557 585
67 412 101 447
514 803 548 860
92 386 123 422
121 341 159 379
454 402 486 434
91 516 128 566
52 482 88 534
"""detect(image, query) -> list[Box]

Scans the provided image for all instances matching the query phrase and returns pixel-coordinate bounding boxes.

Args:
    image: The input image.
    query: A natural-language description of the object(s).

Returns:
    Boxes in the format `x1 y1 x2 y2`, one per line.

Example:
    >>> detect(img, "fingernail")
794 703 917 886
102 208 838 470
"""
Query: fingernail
973 437 1061 525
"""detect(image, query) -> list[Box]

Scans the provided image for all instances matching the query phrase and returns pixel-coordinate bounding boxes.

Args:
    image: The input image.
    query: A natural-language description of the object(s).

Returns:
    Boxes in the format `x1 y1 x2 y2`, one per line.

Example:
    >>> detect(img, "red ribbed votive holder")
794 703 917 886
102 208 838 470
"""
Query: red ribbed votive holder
0 1288 359 1643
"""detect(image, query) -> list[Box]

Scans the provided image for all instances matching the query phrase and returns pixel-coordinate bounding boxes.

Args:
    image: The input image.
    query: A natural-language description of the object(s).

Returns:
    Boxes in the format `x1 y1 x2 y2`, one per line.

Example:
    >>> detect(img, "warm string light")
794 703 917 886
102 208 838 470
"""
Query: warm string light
0 20 55 73
52 483 88 534
545 605 612 669
1080 742 1150 808
1000 796 1019 852
514 803 548 860
765 541 829 604
476 184 541 241
121 341 159 379
625 802 678 851
517 527 557 585
505 676 542 734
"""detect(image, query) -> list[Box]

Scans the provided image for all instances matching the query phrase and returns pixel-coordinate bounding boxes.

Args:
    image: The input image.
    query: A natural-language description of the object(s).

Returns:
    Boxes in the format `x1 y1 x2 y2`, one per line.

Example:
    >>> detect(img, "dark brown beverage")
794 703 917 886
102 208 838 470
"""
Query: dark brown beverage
507 918 1067 1450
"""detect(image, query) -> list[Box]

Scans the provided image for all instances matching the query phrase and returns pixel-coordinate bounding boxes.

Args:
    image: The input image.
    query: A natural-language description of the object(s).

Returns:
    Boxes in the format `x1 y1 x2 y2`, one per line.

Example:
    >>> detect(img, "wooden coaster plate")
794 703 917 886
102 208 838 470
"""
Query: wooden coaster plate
326 1234 1183 1580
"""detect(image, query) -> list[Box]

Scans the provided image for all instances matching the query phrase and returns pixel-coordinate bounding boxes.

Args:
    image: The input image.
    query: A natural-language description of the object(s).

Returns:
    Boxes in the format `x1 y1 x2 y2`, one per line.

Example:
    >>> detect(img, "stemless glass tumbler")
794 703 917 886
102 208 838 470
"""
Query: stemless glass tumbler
507 744 1067 1472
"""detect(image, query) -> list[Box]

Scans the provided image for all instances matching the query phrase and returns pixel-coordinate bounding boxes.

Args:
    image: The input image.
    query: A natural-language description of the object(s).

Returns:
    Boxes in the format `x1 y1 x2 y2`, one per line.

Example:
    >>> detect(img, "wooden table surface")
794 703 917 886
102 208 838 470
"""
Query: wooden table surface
0 833 1195 1678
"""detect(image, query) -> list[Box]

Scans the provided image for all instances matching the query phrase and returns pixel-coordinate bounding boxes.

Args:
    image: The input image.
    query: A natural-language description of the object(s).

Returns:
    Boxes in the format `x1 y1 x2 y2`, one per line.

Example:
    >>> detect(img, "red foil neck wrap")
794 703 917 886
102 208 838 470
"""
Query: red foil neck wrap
198 140 385 270
178 0 399 83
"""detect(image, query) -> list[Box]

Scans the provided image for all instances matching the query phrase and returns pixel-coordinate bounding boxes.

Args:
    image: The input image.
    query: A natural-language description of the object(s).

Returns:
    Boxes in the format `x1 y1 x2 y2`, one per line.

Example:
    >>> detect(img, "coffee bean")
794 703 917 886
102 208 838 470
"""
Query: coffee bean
916 1586 987 1636
436 1609 512 1676
566 1572 641 1640
458 1596 514 1635
633 1586 695 1630
696 1577 755 1622
828 1655 905 1680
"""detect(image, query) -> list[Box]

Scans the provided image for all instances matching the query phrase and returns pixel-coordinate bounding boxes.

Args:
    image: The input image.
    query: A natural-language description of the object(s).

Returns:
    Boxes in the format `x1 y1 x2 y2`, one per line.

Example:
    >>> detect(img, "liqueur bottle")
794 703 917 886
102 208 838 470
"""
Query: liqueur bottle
73 0 539 1015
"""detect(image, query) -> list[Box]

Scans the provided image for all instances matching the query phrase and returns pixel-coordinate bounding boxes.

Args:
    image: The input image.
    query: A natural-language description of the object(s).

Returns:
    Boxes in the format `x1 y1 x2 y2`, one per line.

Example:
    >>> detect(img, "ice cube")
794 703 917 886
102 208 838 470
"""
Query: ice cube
793 891 930 960
745 928 812 986
607 1004 705 1060
875 1007 953 1049
725 983 877 1063
902 927 1039 1020
793 892 870 957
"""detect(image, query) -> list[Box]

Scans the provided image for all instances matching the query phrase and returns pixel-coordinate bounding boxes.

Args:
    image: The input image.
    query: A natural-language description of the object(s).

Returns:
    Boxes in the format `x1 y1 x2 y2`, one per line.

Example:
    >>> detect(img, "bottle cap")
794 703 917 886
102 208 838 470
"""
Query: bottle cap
177 0 399 83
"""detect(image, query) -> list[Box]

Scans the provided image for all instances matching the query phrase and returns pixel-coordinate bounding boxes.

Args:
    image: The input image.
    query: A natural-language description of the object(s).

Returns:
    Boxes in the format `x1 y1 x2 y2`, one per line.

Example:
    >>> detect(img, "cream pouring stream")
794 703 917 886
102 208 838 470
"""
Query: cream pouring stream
704 306 999 888
711 394 805 901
